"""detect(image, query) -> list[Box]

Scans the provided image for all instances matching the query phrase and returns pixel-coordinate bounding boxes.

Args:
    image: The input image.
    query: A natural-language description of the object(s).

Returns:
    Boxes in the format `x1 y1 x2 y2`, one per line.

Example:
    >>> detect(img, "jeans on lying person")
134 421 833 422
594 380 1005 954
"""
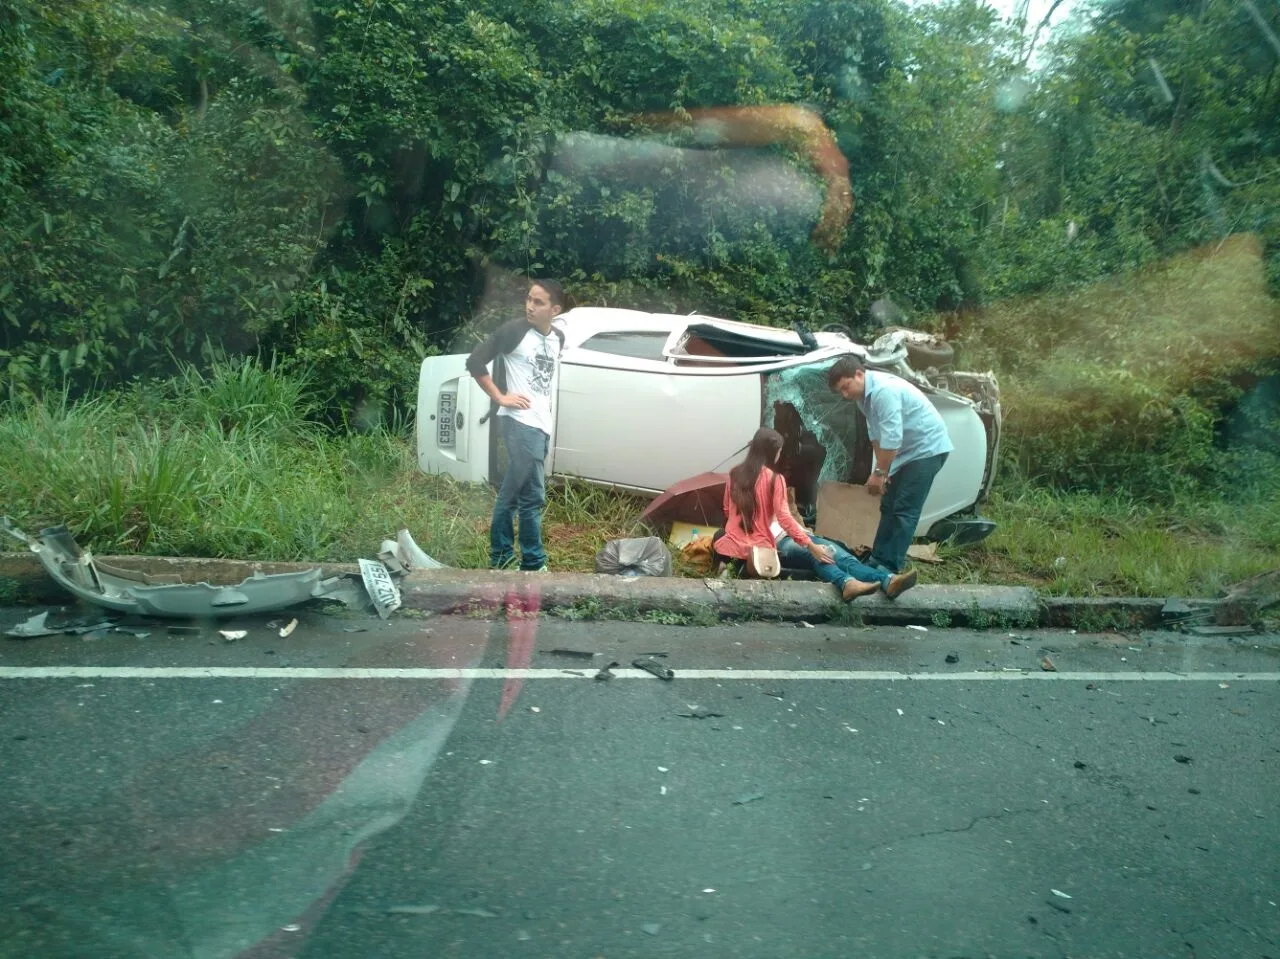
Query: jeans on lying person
776 535 892 591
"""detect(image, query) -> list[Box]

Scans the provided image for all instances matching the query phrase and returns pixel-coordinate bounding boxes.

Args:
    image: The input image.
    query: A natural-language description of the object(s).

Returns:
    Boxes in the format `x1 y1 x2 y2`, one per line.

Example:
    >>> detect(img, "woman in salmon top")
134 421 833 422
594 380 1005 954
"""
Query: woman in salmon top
713 428 882 601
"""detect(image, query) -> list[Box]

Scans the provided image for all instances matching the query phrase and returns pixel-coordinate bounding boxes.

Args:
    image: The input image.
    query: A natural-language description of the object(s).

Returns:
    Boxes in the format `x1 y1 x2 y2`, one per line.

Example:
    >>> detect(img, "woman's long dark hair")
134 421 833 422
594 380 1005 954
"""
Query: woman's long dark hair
729 428 783 530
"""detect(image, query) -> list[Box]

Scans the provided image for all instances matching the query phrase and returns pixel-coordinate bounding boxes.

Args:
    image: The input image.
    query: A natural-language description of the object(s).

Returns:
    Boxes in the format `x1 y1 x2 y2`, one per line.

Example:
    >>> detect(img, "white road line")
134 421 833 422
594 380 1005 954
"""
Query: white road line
0 667 1278 682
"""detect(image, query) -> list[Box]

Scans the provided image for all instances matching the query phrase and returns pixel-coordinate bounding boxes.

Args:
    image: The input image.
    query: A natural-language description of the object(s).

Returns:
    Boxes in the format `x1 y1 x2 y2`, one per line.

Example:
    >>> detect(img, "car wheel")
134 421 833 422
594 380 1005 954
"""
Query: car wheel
905 338 955 371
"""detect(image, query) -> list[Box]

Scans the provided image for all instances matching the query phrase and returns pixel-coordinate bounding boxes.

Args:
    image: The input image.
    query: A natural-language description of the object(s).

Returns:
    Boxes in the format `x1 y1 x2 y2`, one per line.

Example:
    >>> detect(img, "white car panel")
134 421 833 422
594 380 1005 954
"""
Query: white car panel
554 357 761 493
415 354 492 484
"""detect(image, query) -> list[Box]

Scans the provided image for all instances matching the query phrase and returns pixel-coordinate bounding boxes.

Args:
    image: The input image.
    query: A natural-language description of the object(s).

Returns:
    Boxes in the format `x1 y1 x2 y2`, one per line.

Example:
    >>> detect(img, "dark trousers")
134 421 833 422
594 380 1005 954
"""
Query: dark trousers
870 452 948 573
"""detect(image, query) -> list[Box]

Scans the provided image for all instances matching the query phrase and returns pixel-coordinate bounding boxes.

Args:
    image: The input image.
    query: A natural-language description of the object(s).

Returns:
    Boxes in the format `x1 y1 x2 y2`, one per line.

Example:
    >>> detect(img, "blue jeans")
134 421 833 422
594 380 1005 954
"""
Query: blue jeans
870 452 949 573
777 535 891 592
490 418 549 570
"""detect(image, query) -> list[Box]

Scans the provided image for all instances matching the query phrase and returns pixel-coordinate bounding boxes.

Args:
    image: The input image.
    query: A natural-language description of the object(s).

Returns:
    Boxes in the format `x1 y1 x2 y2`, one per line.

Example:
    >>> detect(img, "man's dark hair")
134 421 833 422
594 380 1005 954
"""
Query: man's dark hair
530 278 566 309
827 355 865 391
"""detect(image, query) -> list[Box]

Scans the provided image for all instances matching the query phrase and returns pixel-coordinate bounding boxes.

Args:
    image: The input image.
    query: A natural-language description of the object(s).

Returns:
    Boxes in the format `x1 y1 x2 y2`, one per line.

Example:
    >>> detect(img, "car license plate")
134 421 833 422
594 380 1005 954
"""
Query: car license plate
437 392 456 447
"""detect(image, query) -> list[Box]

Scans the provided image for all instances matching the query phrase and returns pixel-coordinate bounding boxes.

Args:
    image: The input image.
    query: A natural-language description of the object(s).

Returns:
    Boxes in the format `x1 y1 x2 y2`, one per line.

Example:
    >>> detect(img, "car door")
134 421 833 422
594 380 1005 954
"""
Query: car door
554 330 762 494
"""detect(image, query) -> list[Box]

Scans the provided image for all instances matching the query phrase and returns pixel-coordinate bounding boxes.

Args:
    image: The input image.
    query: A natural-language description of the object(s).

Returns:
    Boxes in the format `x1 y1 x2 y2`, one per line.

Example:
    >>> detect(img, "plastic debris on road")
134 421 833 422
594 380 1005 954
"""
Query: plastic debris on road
678 706 724 719
279 618 298 638
633 657 675 681
220 629 247 642
906 624 928 632
358 558 401 620
5 611 60 638
1051 889 1073 900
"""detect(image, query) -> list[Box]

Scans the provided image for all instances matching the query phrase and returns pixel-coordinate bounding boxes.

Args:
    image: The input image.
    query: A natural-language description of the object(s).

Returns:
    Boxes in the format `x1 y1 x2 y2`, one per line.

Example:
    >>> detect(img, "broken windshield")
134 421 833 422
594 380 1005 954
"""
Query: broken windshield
765 360 870 517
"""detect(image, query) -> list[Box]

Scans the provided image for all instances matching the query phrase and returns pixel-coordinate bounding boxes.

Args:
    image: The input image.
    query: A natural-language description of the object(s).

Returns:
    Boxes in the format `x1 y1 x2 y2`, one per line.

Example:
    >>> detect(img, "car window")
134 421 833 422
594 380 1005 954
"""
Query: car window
577 331 671 362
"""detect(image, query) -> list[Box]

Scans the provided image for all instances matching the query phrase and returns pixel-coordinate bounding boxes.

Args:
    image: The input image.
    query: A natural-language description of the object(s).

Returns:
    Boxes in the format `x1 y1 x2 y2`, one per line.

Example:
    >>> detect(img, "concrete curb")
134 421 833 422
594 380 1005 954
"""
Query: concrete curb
1 551 1235 630
398 570 1041 627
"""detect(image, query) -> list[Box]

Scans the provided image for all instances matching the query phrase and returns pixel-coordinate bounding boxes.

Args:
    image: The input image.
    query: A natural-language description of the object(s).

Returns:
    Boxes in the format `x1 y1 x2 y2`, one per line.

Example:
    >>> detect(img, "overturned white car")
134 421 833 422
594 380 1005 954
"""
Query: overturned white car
417 308 1001 544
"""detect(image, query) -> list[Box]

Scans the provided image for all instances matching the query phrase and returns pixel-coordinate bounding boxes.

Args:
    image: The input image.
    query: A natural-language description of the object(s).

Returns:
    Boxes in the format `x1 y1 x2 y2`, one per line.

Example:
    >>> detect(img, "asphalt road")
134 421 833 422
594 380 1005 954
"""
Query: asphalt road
2 602 1278 959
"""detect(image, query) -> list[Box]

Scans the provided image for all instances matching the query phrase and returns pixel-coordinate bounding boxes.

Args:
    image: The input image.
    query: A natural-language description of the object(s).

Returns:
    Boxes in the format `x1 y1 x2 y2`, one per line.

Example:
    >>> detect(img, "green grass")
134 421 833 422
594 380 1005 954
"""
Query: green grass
1 359 1276 597
924 483 1279 598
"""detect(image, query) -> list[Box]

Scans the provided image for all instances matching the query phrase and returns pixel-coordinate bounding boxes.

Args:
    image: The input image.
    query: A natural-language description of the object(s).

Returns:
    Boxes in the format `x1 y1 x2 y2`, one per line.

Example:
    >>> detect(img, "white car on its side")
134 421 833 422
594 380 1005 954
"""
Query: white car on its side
417 307 1001 544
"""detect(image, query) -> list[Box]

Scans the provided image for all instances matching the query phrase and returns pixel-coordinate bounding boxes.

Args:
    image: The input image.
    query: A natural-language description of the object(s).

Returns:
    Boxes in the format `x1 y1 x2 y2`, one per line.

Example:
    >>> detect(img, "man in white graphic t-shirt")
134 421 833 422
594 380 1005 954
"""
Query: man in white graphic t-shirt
466 280 566 571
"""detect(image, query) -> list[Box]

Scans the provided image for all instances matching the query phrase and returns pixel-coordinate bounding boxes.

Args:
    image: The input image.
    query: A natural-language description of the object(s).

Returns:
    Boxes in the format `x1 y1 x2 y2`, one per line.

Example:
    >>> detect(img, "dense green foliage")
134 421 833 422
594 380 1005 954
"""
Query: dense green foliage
2 0 1278 497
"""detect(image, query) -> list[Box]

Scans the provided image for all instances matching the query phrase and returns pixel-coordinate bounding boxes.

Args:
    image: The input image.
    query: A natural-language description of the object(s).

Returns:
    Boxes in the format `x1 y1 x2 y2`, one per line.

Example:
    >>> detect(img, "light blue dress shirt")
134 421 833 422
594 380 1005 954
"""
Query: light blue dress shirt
858 370 953 474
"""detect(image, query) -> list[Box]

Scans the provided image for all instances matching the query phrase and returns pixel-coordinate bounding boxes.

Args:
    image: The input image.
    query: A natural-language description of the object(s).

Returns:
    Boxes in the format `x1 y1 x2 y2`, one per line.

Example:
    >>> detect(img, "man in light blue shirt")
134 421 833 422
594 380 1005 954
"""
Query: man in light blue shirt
827 356 952 576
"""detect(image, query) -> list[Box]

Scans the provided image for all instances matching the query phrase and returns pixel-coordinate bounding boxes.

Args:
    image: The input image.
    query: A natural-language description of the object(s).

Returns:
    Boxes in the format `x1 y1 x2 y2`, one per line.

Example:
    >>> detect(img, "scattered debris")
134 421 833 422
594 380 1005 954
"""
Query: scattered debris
733 792 765 806
906 624 929 632
633 657 675 681
452 907 498 919
63 619 118 635
549 648 598 660
386 905 442 916
279 619 298 639
358 558 402 620
4 517 331 618
639 651 669 658
1174 754 1193 764
906 542 943 564
641 923 662 936
594 661 619 681
678 706 724 719
343 626 368 633
1160 598 1197 620
529 706 541 713
896 708 904 716
1040 656 1057 672
5 611 60 638
763 690 785 700
313 577 374 612
945 652 959 664
219 629 247 642
114 626 152 638
516 930 531 941
799 621 815 629
1051 889 1073 900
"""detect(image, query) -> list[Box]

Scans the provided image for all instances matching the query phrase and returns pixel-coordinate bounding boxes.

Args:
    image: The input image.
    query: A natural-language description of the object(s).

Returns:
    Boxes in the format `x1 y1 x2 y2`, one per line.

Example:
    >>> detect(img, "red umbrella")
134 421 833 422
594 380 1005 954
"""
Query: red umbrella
640 471 729 527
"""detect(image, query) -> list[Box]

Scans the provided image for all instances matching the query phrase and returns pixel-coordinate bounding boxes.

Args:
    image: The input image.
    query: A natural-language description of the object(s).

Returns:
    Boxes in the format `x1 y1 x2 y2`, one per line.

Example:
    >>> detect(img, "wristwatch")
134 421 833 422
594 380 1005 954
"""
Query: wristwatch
872 467 888 478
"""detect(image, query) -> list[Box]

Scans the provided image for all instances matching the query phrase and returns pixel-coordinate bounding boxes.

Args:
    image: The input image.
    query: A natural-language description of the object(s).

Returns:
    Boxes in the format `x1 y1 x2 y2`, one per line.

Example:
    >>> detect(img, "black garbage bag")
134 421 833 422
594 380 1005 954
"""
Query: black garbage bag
595 537 673 577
